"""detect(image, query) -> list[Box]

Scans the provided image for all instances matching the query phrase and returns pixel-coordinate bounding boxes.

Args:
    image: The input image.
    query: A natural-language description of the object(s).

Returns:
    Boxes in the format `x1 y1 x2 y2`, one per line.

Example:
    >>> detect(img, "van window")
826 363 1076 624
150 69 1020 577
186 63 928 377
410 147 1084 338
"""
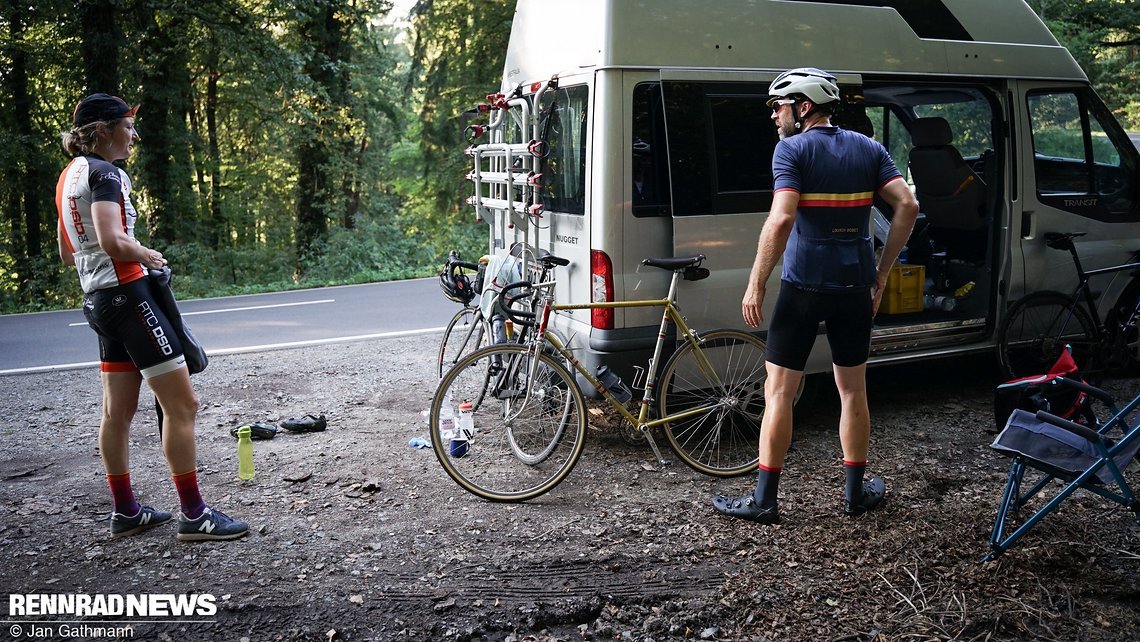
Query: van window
539 85 589 215
1028 89 1138 221
866 107 916 185
632 83 670 217
661 81 779 216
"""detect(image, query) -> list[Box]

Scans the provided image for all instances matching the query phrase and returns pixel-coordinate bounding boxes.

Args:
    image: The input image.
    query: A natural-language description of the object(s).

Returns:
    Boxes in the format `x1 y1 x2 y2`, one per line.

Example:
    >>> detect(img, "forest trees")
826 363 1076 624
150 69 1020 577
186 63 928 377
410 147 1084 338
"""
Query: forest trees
0 0 415 312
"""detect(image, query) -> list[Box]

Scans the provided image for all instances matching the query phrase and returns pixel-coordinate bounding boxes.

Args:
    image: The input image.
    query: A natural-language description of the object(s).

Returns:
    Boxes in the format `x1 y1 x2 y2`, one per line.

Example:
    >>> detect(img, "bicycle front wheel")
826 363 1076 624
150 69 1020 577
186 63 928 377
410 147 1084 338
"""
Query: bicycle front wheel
438 306 490 378
659 329 767 477
997 291 1098 379
430 344 587 502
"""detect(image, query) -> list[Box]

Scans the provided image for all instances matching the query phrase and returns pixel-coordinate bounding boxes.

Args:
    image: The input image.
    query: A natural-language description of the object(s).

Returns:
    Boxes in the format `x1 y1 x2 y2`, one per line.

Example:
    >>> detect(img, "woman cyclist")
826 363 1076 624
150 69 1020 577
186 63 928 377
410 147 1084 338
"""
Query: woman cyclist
57 93 248 541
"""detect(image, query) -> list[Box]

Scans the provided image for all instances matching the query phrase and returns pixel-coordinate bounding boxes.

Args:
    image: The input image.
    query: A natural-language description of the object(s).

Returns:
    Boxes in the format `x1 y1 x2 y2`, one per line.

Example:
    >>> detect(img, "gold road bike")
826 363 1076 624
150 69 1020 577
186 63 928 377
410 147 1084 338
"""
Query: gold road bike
429 254 768 501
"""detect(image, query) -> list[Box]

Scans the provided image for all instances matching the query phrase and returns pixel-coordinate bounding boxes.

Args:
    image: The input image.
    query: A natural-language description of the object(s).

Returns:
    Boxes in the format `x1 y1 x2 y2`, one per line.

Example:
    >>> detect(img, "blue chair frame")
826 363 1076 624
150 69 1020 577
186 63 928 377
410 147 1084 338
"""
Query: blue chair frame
986 378 1140 561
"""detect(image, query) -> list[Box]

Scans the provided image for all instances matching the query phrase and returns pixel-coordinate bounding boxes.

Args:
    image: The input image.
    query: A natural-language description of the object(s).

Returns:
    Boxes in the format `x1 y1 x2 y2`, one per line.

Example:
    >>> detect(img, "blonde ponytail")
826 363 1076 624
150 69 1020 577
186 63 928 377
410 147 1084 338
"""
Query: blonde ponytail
60 122 102 155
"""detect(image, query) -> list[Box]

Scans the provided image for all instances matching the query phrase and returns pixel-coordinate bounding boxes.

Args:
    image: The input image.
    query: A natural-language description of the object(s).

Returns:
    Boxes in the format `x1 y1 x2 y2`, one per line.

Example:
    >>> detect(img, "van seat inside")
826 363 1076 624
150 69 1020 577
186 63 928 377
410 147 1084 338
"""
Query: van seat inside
908 117 988 261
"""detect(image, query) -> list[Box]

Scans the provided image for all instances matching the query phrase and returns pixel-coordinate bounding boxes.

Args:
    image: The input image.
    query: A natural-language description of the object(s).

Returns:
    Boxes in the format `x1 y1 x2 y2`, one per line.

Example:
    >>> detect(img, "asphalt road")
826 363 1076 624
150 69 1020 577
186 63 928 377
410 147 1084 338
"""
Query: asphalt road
0 278 456 374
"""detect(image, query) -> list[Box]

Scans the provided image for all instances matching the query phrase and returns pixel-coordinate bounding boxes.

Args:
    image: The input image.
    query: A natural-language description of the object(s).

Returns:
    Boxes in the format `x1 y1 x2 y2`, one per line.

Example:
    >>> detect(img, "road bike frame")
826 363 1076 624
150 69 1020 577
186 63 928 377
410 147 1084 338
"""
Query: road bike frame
526 267 732 465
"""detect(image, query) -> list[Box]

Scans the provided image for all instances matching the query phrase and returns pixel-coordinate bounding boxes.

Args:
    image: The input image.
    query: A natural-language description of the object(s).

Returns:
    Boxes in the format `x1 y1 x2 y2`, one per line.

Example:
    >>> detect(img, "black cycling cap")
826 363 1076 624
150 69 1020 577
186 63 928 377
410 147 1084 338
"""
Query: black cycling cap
72 93 139 127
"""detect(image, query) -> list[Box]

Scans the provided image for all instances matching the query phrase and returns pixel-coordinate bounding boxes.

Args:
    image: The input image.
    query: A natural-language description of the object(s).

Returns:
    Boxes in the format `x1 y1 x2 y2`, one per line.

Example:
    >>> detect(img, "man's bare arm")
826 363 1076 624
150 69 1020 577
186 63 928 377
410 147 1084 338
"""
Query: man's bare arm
743 189 798 327
872 178 920 314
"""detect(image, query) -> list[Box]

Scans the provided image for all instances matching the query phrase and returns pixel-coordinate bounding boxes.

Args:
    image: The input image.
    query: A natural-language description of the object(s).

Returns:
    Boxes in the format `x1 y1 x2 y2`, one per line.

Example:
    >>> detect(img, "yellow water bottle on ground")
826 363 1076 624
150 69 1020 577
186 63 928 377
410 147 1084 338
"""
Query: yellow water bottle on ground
237 426 255 480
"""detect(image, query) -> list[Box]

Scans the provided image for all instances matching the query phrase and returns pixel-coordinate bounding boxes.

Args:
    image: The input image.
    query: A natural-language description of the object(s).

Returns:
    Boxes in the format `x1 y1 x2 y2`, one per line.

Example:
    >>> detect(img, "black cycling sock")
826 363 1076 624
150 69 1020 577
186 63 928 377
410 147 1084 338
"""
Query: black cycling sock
752 464 781 509
844 460 867 505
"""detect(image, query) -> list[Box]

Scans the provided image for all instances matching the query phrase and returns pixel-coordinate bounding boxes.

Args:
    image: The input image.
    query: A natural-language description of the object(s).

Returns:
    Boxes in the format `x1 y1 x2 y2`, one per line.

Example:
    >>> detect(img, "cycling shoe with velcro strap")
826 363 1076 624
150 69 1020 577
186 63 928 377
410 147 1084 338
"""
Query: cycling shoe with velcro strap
230 422 278 440
280 414 327 433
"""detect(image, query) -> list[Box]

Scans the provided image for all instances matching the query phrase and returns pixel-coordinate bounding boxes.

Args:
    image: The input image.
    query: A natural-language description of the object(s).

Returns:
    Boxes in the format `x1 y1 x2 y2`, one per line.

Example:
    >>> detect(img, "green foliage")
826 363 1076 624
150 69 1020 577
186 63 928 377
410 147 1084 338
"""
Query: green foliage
398 0 513 261
1039 0 1140 128
0 254 80 314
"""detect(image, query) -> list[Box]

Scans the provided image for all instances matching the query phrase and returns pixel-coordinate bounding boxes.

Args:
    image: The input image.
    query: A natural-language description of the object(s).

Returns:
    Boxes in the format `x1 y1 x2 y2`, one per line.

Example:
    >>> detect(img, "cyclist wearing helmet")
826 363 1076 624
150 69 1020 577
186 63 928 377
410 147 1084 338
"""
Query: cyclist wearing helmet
712 68 919 524
57 94 248 541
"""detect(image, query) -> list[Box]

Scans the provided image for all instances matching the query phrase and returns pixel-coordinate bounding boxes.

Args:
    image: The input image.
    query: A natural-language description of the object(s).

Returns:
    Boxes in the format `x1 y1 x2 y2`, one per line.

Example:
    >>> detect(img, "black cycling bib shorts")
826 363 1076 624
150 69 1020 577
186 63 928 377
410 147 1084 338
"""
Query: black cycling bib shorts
764 282 873 372
83 276 187 378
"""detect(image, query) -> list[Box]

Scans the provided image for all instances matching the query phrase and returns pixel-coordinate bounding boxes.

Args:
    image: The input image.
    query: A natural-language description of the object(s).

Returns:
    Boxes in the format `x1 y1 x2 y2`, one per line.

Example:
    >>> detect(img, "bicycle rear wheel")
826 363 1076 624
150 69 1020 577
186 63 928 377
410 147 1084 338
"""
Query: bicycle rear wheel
1106 282 1140 373
438 306 490 378
659 329 766 477
430 344 587 502
997 291 1098 379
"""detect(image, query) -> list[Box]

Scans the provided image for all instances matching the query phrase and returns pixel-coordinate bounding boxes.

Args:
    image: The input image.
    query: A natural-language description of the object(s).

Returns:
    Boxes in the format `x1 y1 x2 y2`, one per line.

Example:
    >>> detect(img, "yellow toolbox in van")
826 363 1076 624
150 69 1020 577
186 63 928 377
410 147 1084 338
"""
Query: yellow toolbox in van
881 265 925 314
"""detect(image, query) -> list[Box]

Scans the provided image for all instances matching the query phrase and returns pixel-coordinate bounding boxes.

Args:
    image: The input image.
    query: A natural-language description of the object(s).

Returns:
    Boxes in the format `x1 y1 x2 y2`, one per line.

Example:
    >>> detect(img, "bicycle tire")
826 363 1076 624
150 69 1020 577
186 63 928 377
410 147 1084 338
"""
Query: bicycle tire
659 329 767 477
997 291 1098 379
503 343 574 465
438 306 490 378
1106 281 1140 373
430 344 587 502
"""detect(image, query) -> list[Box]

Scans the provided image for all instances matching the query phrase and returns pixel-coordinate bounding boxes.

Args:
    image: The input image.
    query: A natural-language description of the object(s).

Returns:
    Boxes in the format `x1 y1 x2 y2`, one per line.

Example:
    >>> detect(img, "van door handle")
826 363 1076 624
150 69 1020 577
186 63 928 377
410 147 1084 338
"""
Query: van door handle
1020 210 1034 239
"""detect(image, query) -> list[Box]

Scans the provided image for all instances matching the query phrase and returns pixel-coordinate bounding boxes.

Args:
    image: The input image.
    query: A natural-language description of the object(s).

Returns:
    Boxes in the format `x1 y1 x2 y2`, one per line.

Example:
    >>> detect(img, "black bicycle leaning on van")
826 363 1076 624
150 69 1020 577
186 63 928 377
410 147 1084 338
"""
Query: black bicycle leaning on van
997 232 1140 380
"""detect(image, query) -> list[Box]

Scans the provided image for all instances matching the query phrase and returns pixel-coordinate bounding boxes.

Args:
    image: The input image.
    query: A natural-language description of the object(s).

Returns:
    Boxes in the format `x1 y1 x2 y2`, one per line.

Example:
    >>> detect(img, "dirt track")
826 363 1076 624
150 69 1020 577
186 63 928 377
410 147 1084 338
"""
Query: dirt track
1 336 1138 641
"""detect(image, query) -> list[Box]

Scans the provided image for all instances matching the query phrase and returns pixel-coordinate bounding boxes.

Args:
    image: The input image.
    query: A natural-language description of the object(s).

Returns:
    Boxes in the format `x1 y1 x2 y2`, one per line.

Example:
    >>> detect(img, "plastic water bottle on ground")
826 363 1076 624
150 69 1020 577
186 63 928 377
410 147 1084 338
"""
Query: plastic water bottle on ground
237 426 255 480
457 401 475 440
450 401 473 458
439 390 456 441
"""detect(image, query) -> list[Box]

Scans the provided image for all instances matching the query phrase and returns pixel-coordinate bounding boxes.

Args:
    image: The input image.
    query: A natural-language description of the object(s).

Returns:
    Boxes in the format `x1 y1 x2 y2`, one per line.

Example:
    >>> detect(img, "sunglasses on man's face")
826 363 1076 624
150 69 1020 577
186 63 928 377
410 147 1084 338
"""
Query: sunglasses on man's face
769 99 796 114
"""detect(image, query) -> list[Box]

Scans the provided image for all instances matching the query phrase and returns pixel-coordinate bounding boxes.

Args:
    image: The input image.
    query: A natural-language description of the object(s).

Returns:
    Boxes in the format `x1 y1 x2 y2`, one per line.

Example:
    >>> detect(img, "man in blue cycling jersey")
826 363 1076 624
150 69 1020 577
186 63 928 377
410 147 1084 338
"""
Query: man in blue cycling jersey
713 68 919 524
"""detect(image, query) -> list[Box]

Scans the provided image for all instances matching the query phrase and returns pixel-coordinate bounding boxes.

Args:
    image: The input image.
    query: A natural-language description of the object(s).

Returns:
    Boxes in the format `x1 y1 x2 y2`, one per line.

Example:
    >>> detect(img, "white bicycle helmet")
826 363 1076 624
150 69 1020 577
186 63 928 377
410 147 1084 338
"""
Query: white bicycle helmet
767 67 840 106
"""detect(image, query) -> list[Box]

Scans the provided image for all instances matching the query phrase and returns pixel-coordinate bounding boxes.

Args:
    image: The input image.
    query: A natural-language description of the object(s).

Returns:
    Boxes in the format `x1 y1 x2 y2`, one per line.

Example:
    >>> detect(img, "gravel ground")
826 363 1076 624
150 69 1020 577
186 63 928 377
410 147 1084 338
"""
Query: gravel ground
1 336 1138 642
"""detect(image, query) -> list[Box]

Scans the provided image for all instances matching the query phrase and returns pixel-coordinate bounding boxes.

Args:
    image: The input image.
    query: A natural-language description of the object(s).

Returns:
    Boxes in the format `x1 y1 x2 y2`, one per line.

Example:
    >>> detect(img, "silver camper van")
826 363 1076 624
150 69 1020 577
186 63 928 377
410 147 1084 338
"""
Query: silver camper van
463 0 1140 392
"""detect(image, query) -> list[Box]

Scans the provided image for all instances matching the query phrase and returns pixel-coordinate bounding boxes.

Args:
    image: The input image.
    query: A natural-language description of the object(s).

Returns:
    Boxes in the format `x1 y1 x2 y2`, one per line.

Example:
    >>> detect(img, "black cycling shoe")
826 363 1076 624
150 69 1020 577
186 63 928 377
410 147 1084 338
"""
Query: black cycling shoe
281 414 327 433
230 422 278 440
844 476 886 516
711 494 780 524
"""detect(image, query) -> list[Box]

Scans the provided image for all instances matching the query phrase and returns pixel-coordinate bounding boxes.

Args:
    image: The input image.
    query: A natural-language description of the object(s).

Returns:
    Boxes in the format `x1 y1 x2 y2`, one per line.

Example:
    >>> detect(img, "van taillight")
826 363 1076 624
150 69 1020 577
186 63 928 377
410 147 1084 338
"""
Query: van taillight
590 249 614 330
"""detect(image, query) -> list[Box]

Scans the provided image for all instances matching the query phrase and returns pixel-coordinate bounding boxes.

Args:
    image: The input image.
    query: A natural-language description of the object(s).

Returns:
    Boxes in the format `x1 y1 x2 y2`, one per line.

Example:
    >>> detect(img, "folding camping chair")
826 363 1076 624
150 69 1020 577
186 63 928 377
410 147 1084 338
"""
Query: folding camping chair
986 378 1140 561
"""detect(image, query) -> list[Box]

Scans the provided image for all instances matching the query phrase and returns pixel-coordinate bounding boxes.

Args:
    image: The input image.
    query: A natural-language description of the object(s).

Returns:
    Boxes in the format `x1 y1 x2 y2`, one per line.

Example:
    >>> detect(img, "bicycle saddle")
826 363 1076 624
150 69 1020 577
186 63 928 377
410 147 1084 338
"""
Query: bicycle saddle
641 255 705 271
1044 232 1085 250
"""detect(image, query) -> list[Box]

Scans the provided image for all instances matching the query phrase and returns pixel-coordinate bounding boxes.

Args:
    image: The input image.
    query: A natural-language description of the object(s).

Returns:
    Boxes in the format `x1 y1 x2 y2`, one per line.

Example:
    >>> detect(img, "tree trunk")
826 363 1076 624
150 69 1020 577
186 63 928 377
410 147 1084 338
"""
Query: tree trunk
4 0 44 280
295 1 350 263
2 0 28 277
79 0 120 93
205 41 223 249
136 7 196 245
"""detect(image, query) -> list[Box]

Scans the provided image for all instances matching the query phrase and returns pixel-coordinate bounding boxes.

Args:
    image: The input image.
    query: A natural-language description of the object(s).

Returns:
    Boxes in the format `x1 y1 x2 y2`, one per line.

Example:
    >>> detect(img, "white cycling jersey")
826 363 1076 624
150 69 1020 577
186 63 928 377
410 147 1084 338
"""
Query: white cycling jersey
56 155 144 293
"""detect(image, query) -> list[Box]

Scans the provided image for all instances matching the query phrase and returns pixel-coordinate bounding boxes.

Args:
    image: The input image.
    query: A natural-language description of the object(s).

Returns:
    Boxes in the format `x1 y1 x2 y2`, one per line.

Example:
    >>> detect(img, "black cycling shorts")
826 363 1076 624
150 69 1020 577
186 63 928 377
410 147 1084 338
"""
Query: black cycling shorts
765 282 872 371
83 276 186 379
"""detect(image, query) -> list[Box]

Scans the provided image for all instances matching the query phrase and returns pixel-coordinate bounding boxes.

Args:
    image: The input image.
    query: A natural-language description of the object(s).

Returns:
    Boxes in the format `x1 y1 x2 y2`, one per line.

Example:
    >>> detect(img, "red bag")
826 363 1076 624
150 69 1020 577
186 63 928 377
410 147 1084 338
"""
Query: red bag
992 346 1092 434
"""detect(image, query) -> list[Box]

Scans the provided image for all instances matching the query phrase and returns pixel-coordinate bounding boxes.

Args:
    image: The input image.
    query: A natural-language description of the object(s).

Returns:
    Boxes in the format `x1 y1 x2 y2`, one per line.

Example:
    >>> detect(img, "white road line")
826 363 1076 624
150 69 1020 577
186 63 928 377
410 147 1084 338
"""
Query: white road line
0 326 447 375
67 299 336 327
